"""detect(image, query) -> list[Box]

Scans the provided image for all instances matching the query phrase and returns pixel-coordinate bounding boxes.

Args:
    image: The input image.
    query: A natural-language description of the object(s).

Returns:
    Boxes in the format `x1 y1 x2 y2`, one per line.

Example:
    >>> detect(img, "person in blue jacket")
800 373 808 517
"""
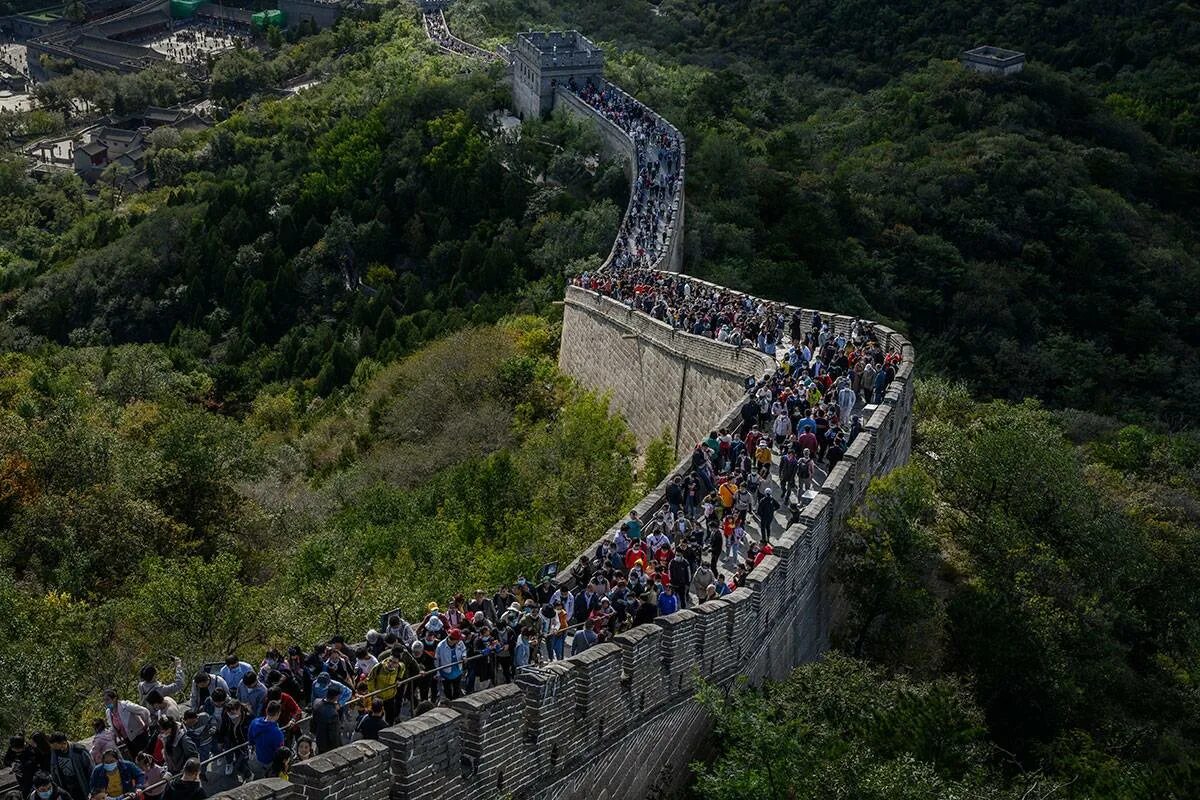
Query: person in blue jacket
247 701 284 779
311 672 352 708
657 583 679 615
89 749 144 799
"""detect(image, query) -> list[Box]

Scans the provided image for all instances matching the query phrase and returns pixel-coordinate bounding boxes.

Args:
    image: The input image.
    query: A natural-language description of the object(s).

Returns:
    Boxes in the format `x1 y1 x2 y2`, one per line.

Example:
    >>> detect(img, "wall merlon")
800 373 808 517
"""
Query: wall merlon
654 609 700 695
612 626 665 726
209 779 298 800
692 600 732 680
289 740 390 800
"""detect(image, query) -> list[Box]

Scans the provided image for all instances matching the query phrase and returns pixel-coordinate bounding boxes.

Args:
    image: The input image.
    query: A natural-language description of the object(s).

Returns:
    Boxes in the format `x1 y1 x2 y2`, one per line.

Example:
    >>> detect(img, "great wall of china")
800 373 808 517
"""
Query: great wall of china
214 6 914 799
8 5 915 800
209 7 913 799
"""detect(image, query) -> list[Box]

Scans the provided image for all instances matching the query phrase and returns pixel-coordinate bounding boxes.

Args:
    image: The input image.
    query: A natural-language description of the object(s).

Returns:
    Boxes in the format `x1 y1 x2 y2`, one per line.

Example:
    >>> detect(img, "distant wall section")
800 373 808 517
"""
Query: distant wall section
554 86 685 273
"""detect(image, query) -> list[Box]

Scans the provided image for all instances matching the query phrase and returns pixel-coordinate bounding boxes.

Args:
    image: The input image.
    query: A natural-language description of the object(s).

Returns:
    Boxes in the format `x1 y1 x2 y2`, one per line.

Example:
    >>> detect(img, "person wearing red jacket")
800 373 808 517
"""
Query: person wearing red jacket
265 686 301 731
624 542 649 571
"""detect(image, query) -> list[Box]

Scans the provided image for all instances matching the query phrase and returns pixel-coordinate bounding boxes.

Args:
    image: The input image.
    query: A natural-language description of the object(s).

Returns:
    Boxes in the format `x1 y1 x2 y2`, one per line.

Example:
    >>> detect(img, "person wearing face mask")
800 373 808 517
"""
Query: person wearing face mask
101 689 153 759
256 650 284 686
88 749 144 799
215 702 251 784
179 711 214 780
157 719 197 776
29 772 67 800
47 733 92 800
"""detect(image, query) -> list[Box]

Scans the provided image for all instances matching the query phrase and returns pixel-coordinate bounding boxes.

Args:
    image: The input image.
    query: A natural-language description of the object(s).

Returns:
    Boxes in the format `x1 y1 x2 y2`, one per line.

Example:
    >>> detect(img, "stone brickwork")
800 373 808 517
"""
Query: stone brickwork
289 741 390 800
559 284 768 458
512 31 604 119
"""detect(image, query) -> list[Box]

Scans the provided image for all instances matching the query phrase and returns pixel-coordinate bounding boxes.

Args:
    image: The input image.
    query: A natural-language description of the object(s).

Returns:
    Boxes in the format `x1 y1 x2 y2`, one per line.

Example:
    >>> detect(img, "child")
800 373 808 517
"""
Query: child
136 752 168 799
351 681 371 722
732 521 747 560
294 736 317 763
722 515 736 559
267 747 293 780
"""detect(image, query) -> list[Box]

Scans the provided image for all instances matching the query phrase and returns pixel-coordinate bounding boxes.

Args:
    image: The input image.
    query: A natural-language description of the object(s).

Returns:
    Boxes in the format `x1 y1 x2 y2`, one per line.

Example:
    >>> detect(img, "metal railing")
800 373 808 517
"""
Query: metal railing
129 615 606 796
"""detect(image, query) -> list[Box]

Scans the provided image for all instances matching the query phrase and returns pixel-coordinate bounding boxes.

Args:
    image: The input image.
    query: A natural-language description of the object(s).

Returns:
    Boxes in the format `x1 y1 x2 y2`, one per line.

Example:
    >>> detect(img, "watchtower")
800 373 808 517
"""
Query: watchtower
511 30 604 119
961 45 1026 76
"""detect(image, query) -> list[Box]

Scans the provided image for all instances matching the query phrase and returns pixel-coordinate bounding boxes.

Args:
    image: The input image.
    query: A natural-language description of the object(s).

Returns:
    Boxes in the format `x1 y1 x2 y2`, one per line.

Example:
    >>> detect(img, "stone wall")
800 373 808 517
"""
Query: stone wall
559 284 771 457
554 85 685 273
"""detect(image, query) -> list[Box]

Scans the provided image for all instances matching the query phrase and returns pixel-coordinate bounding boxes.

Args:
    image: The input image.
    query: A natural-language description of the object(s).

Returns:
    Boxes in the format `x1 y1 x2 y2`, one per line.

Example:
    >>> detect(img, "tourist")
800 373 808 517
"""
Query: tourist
101 689 153 758
180 710 215 776
88 749 144 799
354 700 387 741
219 656 254 702
310 687 342 757
157 718 197 775
47 733 91 800
189 673 228 715
133 754 164 799
434 629 468 700
30 771 68 800
365 653 405 724
163 759 205 800
248 701 284 779
137 658 185 704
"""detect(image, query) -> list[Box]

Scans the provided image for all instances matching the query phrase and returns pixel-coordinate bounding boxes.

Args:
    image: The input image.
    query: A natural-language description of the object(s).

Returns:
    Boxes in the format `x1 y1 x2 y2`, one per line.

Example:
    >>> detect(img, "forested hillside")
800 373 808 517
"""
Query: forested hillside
0 8 650 735
693 384 1200 799
464 0 1200 424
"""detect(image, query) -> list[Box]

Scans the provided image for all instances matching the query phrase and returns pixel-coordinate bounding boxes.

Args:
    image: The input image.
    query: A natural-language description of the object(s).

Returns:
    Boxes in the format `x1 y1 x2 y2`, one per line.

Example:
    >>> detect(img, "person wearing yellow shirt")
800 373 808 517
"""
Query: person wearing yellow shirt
717 480 737 517
754 442 773 478
365 652 406 724
88 750 144 800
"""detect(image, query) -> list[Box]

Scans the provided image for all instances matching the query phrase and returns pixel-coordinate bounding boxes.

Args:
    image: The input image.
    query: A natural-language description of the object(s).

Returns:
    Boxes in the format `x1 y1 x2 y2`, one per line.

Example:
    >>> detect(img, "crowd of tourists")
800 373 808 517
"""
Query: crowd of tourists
137 22 249 68
2 310 898 800
422 11 502 62
568 78 683 272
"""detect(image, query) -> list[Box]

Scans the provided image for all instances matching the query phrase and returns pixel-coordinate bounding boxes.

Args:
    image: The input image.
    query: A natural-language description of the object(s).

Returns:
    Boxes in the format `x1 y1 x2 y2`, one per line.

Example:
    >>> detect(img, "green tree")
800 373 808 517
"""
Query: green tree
121 554 273 661
693 653 1014 800
210 49 270 106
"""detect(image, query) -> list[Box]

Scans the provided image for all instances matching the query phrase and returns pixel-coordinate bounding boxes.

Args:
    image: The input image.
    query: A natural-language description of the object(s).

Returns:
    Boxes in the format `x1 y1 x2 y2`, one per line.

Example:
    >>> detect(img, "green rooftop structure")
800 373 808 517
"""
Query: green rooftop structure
169 0 205 18
252 8 284 28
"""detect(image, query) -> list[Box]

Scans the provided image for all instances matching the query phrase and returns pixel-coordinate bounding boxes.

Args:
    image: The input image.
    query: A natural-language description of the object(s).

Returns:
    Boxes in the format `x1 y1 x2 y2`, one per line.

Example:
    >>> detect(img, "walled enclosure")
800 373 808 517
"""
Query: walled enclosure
203 10 916 800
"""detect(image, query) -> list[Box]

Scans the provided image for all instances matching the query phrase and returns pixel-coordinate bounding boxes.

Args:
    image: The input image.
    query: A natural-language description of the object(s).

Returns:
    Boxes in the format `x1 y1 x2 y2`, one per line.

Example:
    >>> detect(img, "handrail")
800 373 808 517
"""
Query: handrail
129 616 610 796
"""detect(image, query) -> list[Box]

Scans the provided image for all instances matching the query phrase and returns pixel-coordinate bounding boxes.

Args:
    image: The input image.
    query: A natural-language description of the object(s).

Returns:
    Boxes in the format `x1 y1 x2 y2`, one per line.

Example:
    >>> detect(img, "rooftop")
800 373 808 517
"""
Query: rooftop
962 45 1025 64
514 30 603 69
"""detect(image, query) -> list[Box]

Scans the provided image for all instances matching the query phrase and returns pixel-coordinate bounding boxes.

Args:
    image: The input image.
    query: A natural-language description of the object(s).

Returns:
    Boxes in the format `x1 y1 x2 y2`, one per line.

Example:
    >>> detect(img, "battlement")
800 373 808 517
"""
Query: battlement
511 29 603 119
514 30 603 70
